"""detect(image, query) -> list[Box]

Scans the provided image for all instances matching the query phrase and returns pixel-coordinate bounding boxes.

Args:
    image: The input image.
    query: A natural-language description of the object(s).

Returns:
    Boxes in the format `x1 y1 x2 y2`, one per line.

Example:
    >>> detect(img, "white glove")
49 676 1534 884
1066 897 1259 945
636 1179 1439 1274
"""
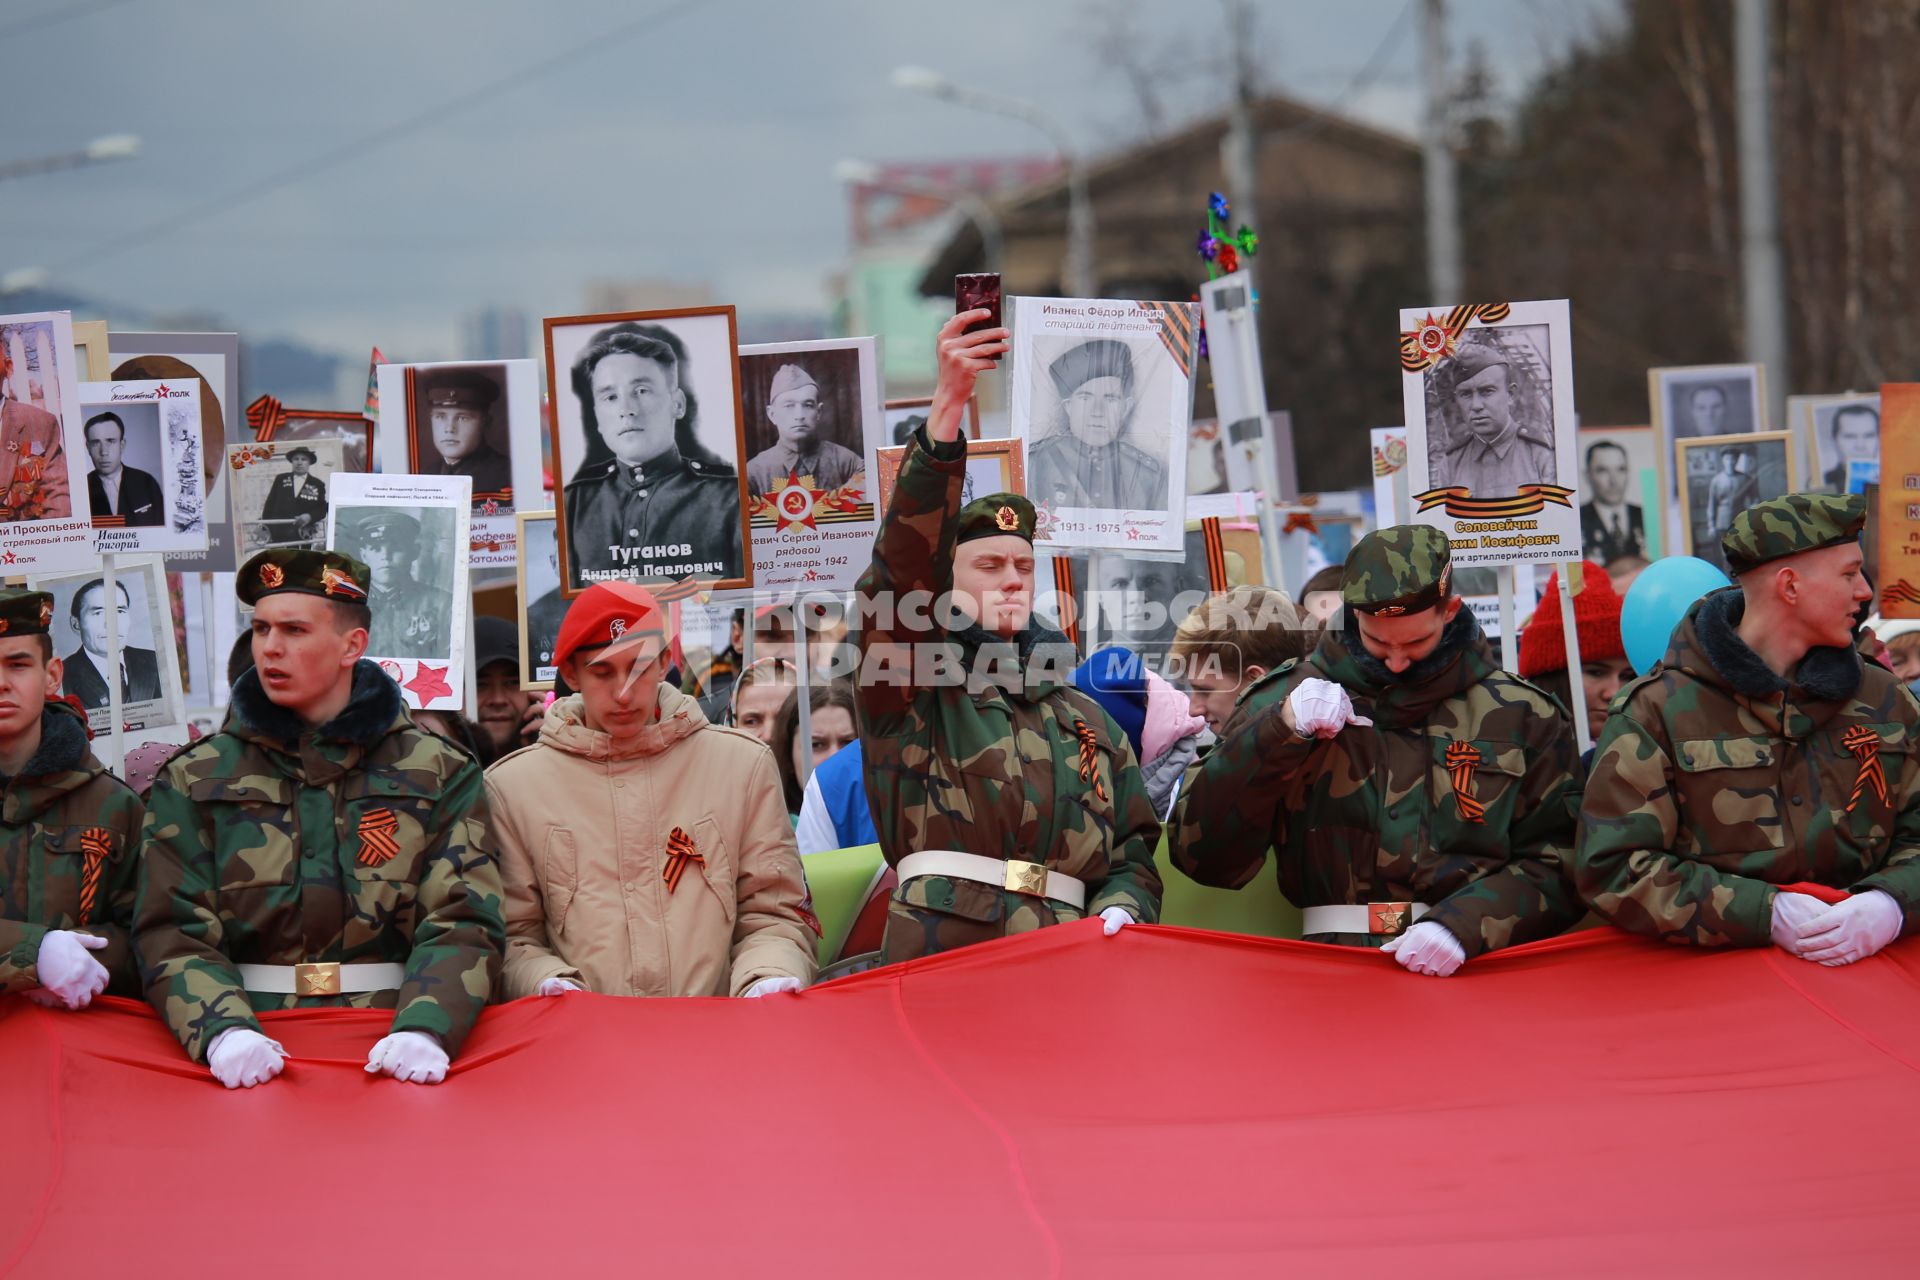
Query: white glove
742 975 805 998
1769 891 1831 955
206 1027 288 1089
1380 921 1467 977
1792 890 1905 967
34 930 110 1010
1099 906 1134 936
1286 678 1374 739
365 1030 449 1084
536 976 583 996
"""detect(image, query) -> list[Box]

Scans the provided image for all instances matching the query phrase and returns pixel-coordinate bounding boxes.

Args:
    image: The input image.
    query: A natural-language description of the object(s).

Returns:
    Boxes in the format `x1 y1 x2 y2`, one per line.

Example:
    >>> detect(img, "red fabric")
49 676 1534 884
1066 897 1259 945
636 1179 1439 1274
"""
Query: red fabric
6 924 1920 1275
1518 559 1625 677
552 581 665 669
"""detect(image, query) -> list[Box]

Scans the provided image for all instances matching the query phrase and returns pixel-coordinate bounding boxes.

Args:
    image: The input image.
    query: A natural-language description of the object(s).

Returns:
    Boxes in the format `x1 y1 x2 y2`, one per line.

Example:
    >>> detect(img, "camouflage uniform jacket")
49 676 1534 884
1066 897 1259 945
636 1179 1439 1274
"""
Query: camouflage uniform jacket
854 428 1161 962
1577 588 1920 945
1168 611 1584 955
133 661 504 1061
0 702 145 997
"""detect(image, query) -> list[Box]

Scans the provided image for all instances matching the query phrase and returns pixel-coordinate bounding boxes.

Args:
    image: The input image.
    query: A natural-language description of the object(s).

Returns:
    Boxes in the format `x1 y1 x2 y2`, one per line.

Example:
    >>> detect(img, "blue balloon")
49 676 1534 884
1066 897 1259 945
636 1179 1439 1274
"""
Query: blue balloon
1620 557 1732 674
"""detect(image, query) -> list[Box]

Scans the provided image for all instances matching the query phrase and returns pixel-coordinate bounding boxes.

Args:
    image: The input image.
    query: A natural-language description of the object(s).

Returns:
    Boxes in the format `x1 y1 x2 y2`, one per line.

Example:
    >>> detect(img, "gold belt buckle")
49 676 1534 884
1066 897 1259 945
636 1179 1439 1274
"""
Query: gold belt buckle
295 962 342 997
1368 902 1414 937
1004 860 1050 898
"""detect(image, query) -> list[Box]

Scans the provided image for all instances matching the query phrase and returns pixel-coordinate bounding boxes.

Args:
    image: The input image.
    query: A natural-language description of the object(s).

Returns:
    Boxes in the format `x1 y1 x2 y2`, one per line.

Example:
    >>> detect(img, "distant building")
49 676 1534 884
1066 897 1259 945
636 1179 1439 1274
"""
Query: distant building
462 306 533 361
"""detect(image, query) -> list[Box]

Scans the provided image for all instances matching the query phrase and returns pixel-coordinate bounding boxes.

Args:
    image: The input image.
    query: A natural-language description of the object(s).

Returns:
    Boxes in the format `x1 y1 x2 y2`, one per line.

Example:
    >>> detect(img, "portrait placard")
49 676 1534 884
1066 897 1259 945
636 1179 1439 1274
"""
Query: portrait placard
28 554 186 736
545 307 752 596
0 310 96 574
247 398 374 475
1010 295 1196 553
516 510 565 690
738 337 883 594
227 437 346 556
79 380 208 555
1677 431 1796 572
1650 363 1767 510
1399 299 1581 569
1370 426 1409 525
874 437 1024 522
884 395 979 444
1574 424 1663 565
1875 384 1920 619
109 331 242 573
377 358 544 569
1792 393 1881 496
326 472 472 710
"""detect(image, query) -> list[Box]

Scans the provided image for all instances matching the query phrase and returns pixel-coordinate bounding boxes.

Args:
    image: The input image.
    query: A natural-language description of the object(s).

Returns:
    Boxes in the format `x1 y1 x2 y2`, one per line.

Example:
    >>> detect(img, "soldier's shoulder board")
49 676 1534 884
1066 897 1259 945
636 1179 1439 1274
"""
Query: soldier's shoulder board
563 460 619 490
687 458 737 480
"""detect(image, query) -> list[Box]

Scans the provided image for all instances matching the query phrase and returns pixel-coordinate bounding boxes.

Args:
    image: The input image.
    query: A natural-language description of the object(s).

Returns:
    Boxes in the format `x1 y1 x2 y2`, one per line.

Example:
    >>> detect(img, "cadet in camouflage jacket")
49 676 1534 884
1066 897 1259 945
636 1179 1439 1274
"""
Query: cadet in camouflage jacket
1578 587 1920 945
133 659 504 1061
1 699 145 997
854 425 1162 962
1169 544 1584 956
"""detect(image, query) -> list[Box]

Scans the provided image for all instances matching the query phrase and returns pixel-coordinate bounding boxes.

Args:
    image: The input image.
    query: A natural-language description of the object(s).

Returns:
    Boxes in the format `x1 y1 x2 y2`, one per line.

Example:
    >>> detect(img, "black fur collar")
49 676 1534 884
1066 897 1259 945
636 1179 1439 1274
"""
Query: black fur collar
230 658 404 747
1339 608 1480 689
5 703 89 782
1695 589 1860 703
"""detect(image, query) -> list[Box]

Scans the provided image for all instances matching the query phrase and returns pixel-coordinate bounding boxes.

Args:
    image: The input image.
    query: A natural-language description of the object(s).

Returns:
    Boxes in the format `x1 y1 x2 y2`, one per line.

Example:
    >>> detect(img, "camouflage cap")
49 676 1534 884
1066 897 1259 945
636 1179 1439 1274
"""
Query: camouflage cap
1723 491 1867 575
0 588 54 637
237 549 371 606
956 493 1036 545
1342 523 1454 616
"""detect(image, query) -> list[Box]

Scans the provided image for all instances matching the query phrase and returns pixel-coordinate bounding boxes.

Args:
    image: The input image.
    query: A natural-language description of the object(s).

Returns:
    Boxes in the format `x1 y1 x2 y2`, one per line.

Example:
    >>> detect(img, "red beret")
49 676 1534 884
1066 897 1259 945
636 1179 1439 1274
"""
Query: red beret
553 582 666 669
1518 561 1626 678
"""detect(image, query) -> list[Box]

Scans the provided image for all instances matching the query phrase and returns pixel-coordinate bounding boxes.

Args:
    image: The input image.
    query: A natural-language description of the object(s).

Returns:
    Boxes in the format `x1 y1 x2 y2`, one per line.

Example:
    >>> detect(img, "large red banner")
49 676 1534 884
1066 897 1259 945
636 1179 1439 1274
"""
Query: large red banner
6 923 1918 1275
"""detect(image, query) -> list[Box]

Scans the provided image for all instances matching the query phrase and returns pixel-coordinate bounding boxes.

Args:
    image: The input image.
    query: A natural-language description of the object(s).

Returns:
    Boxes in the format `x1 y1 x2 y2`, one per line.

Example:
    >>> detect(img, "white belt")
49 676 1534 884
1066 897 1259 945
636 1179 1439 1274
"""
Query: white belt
237 962 405 997
1299 903 1431 937
897 850 1087 911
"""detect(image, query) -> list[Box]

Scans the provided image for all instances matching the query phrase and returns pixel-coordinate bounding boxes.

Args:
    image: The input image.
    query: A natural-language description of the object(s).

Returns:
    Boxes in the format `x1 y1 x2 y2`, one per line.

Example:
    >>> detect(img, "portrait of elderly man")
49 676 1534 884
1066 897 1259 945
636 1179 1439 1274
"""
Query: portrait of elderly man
258 446 328 546
562 321 743 584
83 411 164 527
1029 338 1168 511
416 367 512 504
62 577 162 709
1579 440 1645 565
335 508 451 659
744 363 862 497
1432 339 1556 496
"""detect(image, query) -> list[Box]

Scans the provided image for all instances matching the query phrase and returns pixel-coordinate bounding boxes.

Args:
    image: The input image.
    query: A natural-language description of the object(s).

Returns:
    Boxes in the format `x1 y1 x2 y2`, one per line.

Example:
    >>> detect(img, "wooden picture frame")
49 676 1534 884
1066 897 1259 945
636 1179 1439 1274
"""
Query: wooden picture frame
874 437 1024 517
1676 430 1797 571
883 394 980 442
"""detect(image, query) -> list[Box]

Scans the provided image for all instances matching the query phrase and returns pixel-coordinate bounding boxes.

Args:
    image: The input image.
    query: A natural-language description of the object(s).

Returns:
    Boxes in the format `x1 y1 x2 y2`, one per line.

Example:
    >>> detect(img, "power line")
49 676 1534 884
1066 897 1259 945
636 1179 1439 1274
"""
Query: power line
48 0 712 276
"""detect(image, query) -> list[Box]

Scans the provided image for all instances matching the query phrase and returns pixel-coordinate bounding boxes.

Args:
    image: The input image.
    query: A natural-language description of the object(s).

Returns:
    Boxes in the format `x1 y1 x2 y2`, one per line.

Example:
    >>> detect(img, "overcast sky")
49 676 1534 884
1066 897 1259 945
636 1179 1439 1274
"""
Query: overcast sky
3 0 1611 361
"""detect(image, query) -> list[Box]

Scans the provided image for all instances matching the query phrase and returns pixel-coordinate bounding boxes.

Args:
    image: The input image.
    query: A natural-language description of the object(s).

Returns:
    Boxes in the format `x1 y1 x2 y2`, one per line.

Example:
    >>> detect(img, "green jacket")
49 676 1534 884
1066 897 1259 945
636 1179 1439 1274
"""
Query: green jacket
854 428 1161 962
1577 588 1920 945
0 702 144 996
133 661 504 1061
1168 611 1584 955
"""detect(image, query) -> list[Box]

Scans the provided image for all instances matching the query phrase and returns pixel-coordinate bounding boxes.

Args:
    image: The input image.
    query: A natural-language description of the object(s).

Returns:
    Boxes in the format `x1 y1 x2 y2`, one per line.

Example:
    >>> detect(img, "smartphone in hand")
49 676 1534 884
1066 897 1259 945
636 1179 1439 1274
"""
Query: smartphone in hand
955 272 1002 335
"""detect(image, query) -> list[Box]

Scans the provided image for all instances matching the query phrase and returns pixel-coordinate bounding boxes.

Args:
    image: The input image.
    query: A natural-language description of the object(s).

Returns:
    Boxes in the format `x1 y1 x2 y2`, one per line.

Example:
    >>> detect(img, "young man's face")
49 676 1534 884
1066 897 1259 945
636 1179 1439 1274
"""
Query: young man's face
1783 543 1873 650
1689 387 1727 434
86 422 125 476
72 582 131 659
251 594 365 721
1833 409 1878 462
474 659 534 753
431 407 486 465
1587 445 1629 505
0 636 59 740
1063 376 1131 447
591 351 683 468
1185 657 1266 733
767 389 821 449
563 635 669 744
1354 597 1462 674
1453 364 1514 442
950 534 1034 636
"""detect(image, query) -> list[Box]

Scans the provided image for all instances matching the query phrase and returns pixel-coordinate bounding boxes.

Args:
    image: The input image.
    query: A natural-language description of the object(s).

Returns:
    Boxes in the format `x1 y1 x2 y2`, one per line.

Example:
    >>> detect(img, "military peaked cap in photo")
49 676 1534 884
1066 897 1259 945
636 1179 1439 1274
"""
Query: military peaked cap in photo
1047 339 1135 398
1722 492 1867 575
420 367 500 413
1343 524 1455 616
339 507 421 549
0 588 55 637
956 493 1036 545
238 549 371 606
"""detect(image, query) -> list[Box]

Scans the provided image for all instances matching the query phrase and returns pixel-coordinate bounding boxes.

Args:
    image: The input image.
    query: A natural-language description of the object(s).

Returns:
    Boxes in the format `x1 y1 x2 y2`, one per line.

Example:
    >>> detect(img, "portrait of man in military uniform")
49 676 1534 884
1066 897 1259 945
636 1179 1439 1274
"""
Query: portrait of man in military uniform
331 506 456 660
1681 432 1795 569
546 310 750 592
1027 337 1170 512
741 358 864 499
409 364 514 507
1426 330 1558 497
231 439 342 555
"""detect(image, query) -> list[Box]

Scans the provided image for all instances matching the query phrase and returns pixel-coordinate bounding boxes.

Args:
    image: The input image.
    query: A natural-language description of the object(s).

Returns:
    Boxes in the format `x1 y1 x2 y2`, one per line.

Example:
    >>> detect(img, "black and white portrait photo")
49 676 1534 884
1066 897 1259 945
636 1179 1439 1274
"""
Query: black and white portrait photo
410 363 513 501
545 307 751 594
110 331 241 573
740 348 866 498
1575 425 1659 566
29 555 184 736
79 379 208 556
1808 396 1880 494
1424 326 1558 495
1027 337 1170 512
332 505 458 660
1651 363 1766 442
84 403 165 527
516 511 565 689
1680 431 1795 570
228 437 345 555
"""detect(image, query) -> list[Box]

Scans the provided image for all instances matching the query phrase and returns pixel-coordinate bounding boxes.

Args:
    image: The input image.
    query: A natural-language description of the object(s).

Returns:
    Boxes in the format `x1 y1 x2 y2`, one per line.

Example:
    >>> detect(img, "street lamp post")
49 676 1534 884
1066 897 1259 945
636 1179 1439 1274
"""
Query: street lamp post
832 158 1005 274
890 67 1094 298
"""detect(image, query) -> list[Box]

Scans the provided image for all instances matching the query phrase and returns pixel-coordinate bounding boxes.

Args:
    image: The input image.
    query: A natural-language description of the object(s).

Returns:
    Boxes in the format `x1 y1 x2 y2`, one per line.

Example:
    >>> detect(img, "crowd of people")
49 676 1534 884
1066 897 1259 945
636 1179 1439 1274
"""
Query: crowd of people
3 311 1915 1088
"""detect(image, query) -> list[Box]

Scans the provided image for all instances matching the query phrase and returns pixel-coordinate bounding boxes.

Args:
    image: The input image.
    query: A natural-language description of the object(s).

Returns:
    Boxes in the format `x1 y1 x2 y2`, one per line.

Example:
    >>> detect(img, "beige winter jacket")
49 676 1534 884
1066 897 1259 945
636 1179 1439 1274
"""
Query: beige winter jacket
485 685 817 999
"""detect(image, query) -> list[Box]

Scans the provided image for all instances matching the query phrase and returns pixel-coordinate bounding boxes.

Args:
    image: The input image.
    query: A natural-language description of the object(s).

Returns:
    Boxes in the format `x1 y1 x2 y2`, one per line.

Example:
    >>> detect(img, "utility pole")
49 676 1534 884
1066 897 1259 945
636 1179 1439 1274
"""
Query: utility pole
1419 0 1463 303
1220 0 1261 294
1734 0 1789 428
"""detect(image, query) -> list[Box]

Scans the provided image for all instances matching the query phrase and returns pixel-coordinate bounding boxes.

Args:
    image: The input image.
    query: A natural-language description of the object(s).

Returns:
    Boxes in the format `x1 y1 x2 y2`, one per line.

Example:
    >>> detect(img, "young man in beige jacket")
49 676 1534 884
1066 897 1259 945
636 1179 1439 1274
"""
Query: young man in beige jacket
485 583 817 999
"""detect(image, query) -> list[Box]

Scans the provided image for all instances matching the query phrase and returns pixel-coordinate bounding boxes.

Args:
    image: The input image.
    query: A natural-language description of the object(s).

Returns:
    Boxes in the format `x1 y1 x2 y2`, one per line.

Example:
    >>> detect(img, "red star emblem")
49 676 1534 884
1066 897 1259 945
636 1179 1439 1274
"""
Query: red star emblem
405 663 454 704
1125 527 1142 541
153 383 170 398
480 499 499 516
772 474 822 533
2 551 16 566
